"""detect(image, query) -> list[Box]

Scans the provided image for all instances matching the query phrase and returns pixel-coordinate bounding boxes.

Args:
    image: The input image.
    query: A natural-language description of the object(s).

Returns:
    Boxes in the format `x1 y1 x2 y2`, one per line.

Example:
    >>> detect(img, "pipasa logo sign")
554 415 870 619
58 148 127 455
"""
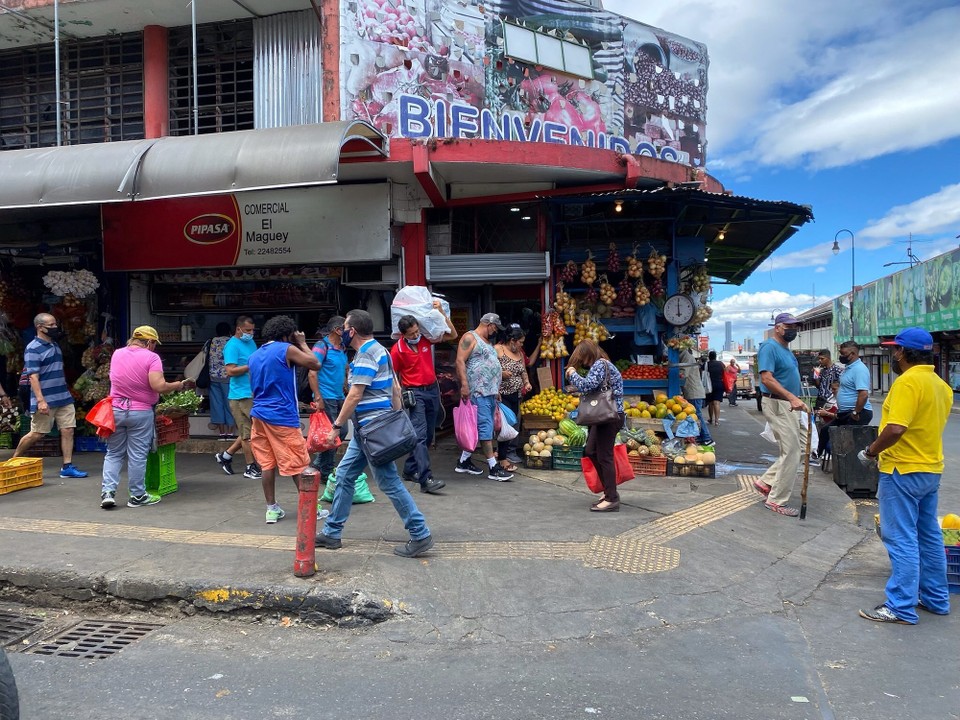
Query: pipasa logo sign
183 214 237 245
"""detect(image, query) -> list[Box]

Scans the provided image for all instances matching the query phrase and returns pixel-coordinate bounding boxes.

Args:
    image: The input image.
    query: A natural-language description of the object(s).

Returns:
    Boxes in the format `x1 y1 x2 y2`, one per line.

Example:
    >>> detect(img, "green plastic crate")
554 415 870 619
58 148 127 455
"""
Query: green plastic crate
145 443 177 496
552 446 585 471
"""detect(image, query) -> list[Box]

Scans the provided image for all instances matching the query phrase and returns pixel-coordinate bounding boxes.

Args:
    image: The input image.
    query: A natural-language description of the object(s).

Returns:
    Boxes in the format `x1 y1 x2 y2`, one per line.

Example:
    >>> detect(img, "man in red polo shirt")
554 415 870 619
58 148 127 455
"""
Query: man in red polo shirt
391 300 457 494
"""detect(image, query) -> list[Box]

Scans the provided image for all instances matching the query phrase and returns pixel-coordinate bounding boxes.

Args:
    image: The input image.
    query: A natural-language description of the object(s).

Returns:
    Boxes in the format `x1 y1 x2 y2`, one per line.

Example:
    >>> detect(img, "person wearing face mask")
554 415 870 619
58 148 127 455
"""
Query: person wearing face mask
752 313 810 516
390 303 457 494
857 327 952 624
454 312 513 481
12 313 88 479
306 315 351 485
834 340 872 427
217 315 261 479
99 326 196 509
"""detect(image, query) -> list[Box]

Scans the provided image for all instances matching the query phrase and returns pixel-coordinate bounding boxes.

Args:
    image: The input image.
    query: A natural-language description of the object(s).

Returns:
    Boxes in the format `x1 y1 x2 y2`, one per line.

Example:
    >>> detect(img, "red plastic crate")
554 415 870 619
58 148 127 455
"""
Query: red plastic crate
627 455 667 476
155 414 189 445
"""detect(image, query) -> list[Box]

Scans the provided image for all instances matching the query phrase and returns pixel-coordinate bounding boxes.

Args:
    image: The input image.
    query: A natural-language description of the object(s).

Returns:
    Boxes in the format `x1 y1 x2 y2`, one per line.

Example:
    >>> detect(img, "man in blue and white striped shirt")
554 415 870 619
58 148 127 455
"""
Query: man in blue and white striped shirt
13 313 88 478
316 309 434 559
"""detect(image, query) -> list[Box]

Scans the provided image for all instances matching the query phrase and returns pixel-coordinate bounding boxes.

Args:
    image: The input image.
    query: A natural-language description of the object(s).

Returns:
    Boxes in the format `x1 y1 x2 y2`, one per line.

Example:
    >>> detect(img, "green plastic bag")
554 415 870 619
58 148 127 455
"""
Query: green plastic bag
320 472 375 504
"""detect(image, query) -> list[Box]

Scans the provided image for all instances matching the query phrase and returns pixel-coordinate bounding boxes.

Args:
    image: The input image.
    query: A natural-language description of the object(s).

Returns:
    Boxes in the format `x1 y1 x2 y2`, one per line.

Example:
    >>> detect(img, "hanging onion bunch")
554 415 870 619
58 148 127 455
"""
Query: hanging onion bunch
626 250 643 279
607 243 621 273
598 275 616 305
647 250 667 278
580 251 597 285
559 260 578 284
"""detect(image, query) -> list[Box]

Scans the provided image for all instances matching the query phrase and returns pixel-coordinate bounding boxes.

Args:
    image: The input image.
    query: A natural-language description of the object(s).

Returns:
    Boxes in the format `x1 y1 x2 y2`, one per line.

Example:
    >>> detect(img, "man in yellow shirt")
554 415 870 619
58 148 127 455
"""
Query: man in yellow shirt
858 327 952 624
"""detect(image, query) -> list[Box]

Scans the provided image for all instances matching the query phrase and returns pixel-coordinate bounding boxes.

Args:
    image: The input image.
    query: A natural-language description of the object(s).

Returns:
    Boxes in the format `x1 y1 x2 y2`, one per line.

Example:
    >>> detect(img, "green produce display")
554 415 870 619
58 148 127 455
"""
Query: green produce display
558 419 588 447
156 390 203 416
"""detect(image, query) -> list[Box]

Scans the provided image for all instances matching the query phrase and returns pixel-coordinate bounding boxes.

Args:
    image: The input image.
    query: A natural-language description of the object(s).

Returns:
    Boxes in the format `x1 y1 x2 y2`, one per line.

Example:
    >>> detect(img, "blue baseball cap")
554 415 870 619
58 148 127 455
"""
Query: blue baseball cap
880 327 933 351
771 312 800 325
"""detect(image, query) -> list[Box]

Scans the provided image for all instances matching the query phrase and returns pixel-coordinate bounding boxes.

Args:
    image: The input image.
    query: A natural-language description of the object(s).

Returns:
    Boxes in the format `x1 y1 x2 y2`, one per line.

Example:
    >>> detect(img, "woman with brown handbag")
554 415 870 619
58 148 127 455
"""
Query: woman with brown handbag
564 340 624 513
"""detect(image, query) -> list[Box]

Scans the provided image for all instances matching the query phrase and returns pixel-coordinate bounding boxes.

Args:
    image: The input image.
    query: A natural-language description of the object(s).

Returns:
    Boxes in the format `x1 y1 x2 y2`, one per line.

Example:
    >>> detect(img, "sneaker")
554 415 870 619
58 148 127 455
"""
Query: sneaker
753 480 772 496
100 491 116 509
393 534 435 558
265 506 285 524
59 463 88 479
455 459 483 475
859 604 912 624
127 493 161 508
243 464 262 479
218 433 229 441
316 505 330 521
315 532 342 550
420 477 446 494
488 465 514 482
764 501 799 517
215 452 234 475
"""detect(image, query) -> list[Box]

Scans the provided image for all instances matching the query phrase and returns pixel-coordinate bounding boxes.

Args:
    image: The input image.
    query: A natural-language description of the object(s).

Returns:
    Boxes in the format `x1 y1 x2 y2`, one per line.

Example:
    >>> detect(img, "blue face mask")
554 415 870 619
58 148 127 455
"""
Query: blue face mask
241 333 254 342
406 334 421 345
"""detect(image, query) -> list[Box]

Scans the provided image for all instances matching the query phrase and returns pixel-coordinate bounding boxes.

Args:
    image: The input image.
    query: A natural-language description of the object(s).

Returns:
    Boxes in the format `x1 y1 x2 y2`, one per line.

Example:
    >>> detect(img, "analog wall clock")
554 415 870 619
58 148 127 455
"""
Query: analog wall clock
663 293 695 326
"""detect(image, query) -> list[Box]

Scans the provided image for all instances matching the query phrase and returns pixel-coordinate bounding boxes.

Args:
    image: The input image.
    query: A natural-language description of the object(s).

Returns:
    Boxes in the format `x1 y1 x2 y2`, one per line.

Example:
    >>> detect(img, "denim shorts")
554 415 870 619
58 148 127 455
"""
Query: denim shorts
474 394 497 441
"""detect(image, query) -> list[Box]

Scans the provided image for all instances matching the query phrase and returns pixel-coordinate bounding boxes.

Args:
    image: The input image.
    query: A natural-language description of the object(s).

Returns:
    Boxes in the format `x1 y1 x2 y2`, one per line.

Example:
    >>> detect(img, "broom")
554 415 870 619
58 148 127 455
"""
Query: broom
800 411 813 520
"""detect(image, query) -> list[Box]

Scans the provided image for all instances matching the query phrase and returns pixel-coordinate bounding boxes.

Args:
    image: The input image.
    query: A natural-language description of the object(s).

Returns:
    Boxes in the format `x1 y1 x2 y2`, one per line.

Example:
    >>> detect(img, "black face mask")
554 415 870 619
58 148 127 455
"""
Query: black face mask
839 353 852 364
44 327 64 341
891 353 904 375
782 328 798 343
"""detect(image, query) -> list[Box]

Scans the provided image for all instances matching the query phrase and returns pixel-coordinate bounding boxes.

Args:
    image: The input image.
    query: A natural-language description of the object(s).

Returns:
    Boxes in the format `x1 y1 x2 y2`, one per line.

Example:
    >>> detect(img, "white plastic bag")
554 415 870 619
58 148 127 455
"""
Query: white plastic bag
760 422 777 444
390 285 451 342
497 410 519 442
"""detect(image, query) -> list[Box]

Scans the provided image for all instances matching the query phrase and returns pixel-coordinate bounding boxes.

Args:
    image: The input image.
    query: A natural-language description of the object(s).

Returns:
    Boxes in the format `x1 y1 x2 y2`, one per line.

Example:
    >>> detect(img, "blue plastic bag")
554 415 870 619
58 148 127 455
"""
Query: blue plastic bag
498 402 517 427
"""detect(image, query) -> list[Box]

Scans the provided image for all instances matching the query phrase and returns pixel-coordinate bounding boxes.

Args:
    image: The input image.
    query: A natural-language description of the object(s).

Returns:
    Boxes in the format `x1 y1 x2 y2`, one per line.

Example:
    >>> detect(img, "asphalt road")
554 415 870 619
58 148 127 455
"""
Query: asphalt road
3 407 959 720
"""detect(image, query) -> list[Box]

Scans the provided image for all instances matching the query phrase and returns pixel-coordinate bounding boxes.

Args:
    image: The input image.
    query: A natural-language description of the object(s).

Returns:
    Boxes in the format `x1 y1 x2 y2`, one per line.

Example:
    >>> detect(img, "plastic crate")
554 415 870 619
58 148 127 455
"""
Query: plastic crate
668 460 716 478
155 414 190 446
521 414 559 432
0 432 13 449
145 443 178 496
523 453 553 471
947 546 960 595
0 457 44 495
628 454 667 476
25 435 62 457
552 446 585 471
74 436 108 453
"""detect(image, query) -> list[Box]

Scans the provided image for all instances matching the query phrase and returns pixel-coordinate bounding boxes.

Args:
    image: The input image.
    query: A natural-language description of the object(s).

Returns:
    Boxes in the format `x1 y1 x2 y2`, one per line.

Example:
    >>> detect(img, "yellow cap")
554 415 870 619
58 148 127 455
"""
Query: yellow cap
132 325 161 343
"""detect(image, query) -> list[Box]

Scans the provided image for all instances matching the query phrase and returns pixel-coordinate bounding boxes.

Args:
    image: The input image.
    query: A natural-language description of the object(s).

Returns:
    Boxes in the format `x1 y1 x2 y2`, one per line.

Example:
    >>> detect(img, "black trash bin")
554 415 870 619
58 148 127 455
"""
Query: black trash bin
829 424 879 497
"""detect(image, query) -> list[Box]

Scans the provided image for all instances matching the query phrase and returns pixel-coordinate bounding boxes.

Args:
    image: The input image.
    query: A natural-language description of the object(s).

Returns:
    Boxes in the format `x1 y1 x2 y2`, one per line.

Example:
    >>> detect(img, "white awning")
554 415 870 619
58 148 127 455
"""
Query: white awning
0 121 387 210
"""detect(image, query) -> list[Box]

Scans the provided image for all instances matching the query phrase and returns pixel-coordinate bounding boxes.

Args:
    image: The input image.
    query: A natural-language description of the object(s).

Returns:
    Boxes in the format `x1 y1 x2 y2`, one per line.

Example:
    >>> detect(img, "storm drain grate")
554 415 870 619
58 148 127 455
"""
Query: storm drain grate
0 611 46 645
25 620 162 659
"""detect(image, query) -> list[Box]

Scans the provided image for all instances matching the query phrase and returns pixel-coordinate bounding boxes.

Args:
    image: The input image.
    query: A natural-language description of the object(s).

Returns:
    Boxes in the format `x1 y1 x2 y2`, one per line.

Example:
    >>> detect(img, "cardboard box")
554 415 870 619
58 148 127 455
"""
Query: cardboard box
537 366 554 390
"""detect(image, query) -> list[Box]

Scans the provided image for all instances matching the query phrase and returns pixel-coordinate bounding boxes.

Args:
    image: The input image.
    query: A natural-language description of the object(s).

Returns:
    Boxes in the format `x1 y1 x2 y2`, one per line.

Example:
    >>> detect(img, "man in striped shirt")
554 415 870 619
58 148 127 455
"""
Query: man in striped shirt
13 313 88 478
315 309 434 558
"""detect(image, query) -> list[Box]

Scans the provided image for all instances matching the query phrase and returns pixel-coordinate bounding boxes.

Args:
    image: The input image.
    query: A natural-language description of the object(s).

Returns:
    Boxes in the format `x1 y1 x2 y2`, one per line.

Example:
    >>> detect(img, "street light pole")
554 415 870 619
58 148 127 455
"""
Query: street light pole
832 229 855 338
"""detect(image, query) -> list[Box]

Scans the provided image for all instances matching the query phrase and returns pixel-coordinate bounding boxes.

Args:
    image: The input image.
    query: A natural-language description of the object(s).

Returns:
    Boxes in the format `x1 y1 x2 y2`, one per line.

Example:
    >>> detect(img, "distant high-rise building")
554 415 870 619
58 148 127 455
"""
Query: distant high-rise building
744 338 756 352
724 321 732 347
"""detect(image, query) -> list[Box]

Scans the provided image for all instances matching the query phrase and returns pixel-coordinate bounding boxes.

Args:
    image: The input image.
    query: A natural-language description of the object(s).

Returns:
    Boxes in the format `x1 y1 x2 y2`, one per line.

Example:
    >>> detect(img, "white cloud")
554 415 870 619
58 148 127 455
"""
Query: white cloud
699 289 815 344
859 183 960 239
601 1 960 170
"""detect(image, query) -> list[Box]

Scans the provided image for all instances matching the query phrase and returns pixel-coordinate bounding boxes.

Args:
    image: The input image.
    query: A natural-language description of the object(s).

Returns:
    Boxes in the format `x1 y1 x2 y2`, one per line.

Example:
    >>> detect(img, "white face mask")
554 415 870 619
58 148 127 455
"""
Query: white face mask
406 333 421 345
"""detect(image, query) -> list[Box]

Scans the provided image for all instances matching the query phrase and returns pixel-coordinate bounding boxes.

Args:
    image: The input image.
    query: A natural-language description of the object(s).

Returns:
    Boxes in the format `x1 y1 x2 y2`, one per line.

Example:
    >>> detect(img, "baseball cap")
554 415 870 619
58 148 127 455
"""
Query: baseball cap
771 312 800 326
479 313 505 330
132 325 161 343
880 327 933 351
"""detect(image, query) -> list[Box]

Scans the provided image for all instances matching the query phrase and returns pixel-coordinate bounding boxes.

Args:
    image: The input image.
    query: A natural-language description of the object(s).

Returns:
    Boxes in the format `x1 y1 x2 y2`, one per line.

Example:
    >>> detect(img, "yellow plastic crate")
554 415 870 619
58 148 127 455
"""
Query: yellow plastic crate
0 457 44 495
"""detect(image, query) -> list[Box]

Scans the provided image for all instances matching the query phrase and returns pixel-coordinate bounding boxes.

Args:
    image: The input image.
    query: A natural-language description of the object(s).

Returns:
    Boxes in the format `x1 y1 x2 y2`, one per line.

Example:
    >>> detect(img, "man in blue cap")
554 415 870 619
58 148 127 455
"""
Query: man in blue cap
857 327 952 624
753 312 810 516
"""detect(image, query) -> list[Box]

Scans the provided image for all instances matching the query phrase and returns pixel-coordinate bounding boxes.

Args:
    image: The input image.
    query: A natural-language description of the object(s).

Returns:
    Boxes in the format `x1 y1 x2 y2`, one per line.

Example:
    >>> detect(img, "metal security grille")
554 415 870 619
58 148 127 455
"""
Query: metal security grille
0 611 46 645
168 20 255 136
0 34 144 151
25 620 161 660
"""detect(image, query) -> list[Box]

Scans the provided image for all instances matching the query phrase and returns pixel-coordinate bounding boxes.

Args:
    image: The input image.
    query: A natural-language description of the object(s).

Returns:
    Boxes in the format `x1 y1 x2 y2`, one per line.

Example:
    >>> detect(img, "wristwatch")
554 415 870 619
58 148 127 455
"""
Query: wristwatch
331 423 342 430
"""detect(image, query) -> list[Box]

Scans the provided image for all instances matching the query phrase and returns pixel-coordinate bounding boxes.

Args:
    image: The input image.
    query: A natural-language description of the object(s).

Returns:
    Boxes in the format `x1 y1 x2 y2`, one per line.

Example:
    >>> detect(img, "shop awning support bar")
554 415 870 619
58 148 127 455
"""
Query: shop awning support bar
412 143 447 208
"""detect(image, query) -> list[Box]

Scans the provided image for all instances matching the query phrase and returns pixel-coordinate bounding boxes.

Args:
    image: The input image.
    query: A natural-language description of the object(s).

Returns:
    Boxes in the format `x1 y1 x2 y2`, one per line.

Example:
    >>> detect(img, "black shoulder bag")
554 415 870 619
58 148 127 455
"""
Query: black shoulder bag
355 351 419 465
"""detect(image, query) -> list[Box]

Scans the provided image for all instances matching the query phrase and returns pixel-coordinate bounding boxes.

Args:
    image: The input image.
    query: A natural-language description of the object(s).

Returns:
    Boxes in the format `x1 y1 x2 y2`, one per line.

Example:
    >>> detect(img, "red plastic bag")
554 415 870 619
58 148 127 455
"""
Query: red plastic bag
307 409 341 453
723 369 736 394
87 396 115 439
581 445 635 494
453 399 478 452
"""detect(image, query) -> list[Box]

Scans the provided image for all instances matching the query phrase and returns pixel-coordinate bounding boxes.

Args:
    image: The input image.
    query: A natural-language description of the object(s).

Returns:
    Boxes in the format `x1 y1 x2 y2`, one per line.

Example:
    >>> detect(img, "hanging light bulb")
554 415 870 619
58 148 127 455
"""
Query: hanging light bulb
614 200 623 213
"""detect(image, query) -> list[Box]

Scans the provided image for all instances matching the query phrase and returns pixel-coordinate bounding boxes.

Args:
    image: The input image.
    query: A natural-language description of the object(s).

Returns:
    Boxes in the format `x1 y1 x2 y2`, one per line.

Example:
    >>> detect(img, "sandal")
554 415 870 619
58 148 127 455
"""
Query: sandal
502 462 518 472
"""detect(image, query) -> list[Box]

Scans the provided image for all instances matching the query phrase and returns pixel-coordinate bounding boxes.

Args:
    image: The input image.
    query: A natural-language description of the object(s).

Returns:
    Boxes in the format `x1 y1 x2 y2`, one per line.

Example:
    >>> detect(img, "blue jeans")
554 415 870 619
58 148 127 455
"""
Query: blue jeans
878 470 951 622
208 381 232 426
403 385 439 483
691 398 712 444
102 409 155 498
321 434 430 542
311 398 347 478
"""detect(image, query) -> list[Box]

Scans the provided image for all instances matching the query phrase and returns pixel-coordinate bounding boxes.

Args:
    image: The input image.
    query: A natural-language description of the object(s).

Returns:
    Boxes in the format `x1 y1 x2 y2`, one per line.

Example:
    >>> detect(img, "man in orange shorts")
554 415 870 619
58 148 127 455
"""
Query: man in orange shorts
247 315 320 523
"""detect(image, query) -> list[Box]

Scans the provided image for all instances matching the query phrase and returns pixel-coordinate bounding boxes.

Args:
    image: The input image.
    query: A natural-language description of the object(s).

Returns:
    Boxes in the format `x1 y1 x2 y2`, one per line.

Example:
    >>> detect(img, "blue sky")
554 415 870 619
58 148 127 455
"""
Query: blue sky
604 0 960 345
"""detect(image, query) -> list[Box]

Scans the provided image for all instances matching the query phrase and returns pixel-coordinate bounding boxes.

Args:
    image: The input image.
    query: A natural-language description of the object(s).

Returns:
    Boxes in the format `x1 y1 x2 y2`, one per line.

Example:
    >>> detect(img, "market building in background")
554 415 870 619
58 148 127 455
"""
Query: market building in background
0 0 812 442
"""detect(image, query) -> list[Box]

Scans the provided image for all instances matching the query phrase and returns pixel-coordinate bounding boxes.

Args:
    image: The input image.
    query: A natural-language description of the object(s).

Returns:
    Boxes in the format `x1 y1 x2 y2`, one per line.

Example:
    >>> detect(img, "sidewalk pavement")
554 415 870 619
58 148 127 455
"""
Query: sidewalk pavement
0 405 884 628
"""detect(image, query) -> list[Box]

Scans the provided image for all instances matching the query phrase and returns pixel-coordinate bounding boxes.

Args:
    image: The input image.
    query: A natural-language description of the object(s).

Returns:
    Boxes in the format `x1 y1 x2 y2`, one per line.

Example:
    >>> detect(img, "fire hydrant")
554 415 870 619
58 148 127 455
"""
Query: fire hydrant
294 467 321 577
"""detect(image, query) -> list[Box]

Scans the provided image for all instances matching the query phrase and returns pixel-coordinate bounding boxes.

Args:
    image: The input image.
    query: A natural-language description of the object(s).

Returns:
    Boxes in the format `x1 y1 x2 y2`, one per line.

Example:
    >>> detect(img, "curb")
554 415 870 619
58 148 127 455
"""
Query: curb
0 567 396 628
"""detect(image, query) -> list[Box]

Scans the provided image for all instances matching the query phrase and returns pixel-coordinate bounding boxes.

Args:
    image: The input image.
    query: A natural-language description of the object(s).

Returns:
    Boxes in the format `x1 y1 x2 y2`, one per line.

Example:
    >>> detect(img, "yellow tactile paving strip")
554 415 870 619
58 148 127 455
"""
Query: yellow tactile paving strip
0 476 769 575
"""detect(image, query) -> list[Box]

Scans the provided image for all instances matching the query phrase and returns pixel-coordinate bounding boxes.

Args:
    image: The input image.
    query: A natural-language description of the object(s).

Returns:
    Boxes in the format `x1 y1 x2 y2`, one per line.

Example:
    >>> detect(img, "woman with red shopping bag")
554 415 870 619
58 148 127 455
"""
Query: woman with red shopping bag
564 340 625 513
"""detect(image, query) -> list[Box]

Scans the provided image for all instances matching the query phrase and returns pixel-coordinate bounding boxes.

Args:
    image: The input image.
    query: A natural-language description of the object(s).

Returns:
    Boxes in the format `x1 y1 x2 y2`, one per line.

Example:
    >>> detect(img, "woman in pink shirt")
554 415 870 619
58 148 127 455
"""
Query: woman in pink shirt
100 326 193 509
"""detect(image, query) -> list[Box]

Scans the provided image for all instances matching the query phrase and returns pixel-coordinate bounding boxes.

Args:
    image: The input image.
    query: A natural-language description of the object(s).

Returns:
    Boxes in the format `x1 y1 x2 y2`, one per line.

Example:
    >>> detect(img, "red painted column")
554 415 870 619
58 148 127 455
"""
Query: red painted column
402 219 427 286
143 25 169 138
320 2 341 121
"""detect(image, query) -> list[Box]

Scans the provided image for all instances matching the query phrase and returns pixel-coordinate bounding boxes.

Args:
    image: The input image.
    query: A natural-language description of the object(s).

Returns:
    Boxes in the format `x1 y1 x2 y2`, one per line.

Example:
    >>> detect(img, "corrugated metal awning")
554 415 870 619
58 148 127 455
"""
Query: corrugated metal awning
426 252 551 284
0 121 387 210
